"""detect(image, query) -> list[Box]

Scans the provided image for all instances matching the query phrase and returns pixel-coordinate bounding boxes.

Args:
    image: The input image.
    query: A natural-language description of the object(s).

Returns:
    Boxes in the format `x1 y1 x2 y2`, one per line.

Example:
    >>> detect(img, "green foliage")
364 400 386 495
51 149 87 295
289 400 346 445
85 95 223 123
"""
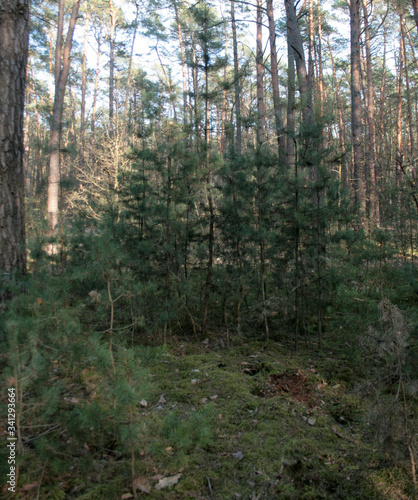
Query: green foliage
162 404 216 452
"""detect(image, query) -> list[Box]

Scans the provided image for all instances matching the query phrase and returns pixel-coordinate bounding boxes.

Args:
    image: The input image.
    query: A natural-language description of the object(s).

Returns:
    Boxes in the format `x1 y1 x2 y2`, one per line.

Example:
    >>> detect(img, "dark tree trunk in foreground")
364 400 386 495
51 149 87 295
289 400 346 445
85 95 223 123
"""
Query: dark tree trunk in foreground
0 0 29 275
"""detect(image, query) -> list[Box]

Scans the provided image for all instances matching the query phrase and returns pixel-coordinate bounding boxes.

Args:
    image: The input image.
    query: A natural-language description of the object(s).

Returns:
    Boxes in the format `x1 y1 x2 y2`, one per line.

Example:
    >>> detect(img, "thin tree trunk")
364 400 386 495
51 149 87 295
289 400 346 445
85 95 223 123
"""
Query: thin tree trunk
256 0 268 339
377 27 387 223
308 0 315 100
287 42 296 169
327 36 347 190
396 13 404 193
221 27 227 155
316 0 324 115
256 0 265 145
192 35 200 145
401 19 414 174
173 0 188 126
109 0 116 138
350 0 366 219
24 67 31 195
285 0 312 127
266 0 285 160
123 2 139 126
47 0 81 233
231 0 242 154
202 32 214 337
0 0 29 276
80 11 90 167
362 0 378 226
91 28 102 155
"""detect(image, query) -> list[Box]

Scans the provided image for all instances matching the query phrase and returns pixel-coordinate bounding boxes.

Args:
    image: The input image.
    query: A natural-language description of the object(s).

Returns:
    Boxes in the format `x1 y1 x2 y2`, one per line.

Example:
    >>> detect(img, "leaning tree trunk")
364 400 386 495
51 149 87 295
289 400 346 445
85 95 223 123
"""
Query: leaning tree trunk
0 0 29 276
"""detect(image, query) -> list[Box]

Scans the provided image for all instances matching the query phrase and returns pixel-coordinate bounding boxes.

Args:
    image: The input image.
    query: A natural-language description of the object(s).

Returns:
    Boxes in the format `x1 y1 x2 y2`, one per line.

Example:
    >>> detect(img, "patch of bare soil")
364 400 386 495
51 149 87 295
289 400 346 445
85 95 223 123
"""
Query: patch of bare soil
258 370 318 408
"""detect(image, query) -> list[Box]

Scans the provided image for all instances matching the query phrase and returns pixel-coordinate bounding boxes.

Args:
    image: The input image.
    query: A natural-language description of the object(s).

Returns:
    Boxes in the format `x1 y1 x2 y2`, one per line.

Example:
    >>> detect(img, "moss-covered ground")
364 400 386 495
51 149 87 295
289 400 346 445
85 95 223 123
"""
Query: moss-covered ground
108 340 414 500
2 337 415 499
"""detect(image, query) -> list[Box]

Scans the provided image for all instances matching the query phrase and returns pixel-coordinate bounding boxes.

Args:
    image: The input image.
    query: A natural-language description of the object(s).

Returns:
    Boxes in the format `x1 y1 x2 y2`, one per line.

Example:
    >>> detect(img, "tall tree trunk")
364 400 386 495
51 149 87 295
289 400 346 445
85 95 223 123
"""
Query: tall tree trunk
24 67 31 195
0 0 29 276
221 27 228 155
202 28 214 337
316 0 324 116
401 18 414 175
396 13 404 193
285 0 312 127
287 43 296 169
109 0 116 138
191 35 200 145
362 0 378 226
47 0 81 233
173 0 188 127
123 2 139 127
266 0 286 161
231 0 242 154
327 35 347 190
91 27 102 156
80 11 90 167
256 0 265 145
256 0 268 338
308 0 315 100
377 27 387 223
350 0 366 219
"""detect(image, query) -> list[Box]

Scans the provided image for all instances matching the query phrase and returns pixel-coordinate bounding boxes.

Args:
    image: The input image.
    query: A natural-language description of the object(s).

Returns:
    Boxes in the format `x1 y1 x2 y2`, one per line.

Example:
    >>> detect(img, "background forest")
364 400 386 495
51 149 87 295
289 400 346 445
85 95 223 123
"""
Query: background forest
1 0 418 497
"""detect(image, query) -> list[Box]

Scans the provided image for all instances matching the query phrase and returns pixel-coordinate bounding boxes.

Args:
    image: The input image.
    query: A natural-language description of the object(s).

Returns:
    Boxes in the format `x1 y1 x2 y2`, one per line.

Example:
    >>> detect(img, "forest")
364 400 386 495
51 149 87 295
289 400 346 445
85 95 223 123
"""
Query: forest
0 0 418 497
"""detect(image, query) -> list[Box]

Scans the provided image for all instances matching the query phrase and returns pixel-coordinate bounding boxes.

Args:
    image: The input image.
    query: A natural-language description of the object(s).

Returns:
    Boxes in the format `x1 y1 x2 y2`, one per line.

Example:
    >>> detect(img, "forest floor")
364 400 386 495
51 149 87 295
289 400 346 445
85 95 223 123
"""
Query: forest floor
73 338 415 500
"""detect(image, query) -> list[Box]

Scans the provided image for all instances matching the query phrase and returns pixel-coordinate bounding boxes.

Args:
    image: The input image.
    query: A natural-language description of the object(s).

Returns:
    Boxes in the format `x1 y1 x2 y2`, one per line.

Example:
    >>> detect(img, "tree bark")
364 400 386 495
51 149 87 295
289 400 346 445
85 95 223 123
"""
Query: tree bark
316 0 324 115
123 2 139 126
231 0 242 154
285 0 312 126
412 0 418 36
256 0 265 145
80 11 90 166
91 26 103 154
287 42 296 169
327 35 347 190
109 0 116 138
266 0 286 160
350 0 366 218
173 0 189 127
362 0 378 226
396 13 404 193
0 0 29 275
47 0 80 233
